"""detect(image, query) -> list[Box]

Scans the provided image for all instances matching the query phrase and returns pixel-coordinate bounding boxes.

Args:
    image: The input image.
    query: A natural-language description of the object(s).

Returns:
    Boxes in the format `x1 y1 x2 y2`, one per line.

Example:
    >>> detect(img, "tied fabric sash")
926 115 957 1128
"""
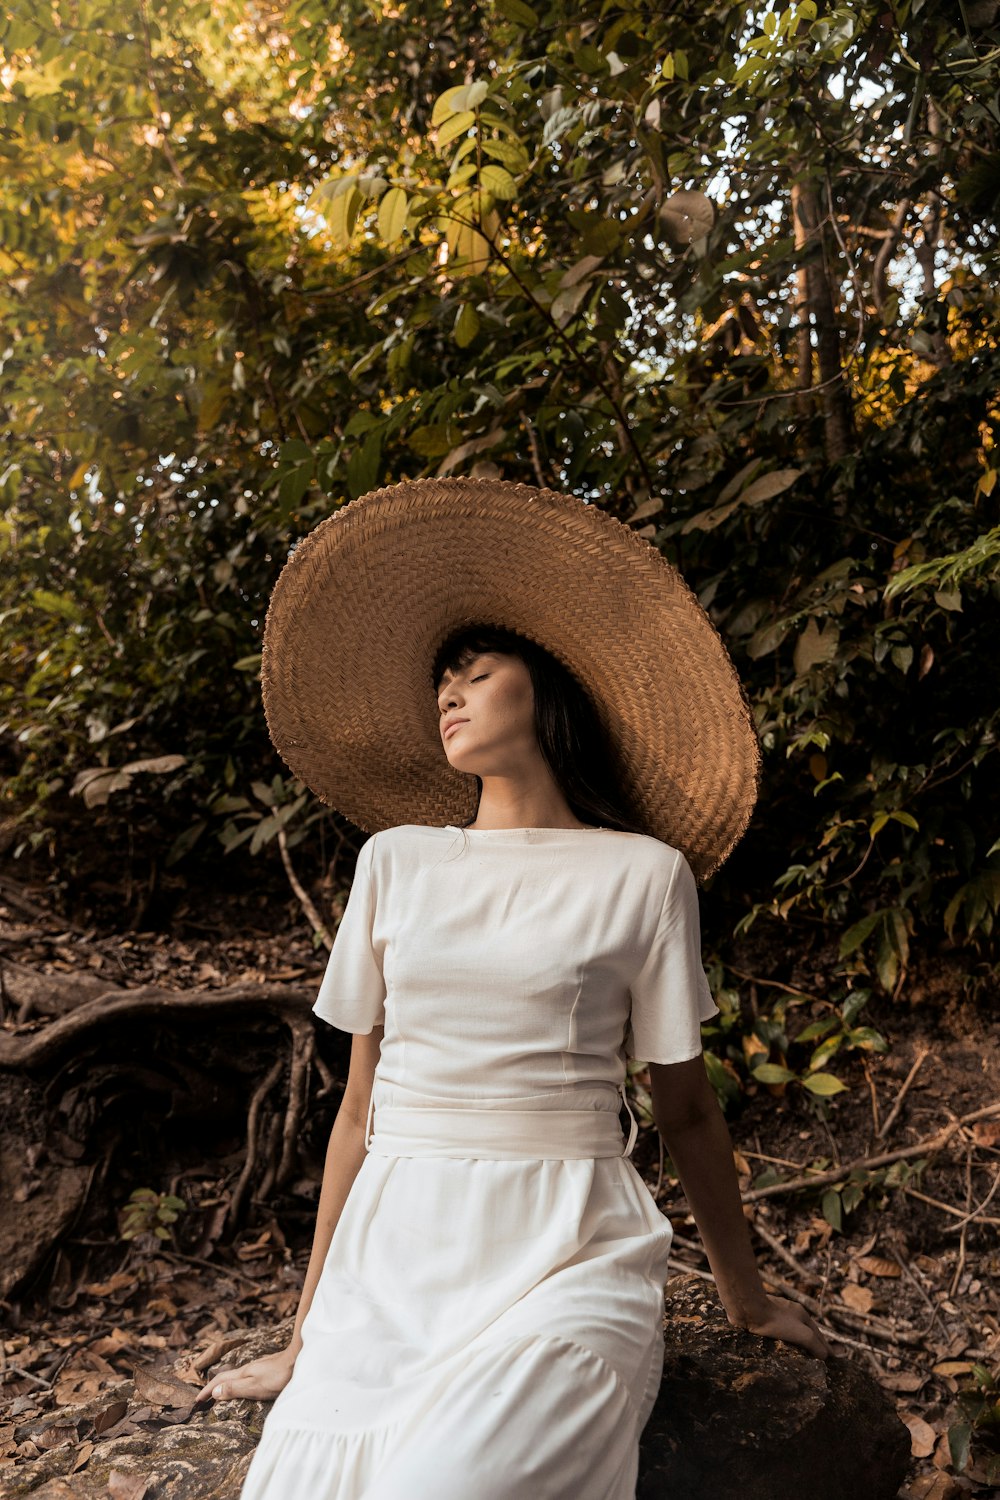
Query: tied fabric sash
363 1080 640 1160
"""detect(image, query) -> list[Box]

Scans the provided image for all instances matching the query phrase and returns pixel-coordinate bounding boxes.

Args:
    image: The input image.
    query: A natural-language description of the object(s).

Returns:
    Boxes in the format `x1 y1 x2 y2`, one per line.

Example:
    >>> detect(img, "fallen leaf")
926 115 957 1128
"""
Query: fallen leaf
879 1370 926 1392
131 1362 199 1409
93 1398 129 1435
904 1474 963 1500
82 1272 136 1298
840 1283 874 1313
89 1329 134 1357
903 1413 939 1459
932 1360 973 1377
35 1423 78 1451
856 1255 902 1278
973 1121 1000 1146
70 1439 94 1472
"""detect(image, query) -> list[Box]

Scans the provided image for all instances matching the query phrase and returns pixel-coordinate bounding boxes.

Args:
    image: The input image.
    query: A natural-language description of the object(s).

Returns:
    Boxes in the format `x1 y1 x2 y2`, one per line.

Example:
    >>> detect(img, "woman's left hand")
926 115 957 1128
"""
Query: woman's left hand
738 1294 832 1360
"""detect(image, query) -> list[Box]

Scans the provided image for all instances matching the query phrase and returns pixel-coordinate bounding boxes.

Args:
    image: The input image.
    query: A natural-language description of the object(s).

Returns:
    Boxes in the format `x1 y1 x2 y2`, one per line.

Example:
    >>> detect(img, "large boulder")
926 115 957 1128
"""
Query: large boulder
638 1274 912 1500
6 1279 911 1498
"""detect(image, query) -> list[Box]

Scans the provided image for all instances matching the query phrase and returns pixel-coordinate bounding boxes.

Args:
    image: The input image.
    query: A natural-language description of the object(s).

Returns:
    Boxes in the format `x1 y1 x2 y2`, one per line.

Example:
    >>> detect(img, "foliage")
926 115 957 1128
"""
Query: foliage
118 1187 187 1244
948 1363 1000 1488
699 971 888 1108
1 0 998 985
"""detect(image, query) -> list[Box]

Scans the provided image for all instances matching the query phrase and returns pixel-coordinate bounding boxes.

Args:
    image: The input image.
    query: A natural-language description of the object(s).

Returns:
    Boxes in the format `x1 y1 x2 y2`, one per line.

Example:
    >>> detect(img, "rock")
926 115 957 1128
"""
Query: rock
638 1274 913 1500
2 1322 283 1500
0 1148 92 1299
9 1287 912 1498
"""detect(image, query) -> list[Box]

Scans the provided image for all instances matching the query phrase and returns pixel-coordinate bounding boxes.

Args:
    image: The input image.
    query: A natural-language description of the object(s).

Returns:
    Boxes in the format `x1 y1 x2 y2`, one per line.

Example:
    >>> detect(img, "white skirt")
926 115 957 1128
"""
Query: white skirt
239 1079 672 1500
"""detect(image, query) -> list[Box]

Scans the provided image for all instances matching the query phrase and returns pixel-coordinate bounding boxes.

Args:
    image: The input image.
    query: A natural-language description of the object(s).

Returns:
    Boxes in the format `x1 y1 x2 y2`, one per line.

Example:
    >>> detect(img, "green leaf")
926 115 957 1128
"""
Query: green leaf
347 428 382 500
751 1062 796 1084
839 910 884 959
454 303 480 348
580 219 621 256
948 1421 972 1473
495 0 538 23
846 1026 888 1052
808 1035 843 1070
801 1072 849 1096
795 1015 840 1043
166 819 207 866
821 1188 843 1231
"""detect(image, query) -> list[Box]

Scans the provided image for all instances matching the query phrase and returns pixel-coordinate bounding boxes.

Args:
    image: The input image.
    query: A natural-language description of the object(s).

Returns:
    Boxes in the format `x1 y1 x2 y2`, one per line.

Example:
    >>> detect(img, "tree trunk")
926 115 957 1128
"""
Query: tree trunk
791 176 855 463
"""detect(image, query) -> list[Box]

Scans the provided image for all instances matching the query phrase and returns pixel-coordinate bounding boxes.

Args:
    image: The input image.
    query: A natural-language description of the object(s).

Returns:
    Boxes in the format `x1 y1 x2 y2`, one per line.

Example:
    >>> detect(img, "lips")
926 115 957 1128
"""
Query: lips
443 720 469 740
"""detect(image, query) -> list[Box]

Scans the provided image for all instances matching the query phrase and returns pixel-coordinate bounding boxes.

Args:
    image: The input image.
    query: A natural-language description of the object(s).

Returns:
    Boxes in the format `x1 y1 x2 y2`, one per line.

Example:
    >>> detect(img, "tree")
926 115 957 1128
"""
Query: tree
2 0 998 983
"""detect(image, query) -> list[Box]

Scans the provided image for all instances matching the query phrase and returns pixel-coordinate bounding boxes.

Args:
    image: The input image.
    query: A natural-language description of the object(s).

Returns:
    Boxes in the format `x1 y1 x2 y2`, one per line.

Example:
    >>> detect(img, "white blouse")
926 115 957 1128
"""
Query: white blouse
312 823 718 1096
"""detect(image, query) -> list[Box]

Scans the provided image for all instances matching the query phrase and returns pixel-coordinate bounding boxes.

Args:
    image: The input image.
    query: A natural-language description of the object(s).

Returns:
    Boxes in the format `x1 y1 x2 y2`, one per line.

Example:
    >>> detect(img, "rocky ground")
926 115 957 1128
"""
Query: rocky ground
0 866 997 1498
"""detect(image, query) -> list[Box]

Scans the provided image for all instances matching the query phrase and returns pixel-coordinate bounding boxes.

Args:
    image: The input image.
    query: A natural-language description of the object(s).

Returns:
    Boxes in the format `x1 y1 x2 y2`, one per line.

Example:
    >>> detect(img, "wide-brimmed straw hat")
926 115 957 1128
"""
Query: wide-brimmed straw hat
260 476 761 879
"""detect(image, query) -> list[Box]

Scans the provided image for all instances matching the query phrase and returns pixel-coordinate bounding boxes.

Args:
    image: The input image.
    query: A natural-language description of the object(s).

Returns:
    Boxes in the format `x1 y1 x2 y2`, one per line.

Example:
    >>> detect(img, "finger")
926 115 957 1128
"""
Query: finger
194 1367 237 1403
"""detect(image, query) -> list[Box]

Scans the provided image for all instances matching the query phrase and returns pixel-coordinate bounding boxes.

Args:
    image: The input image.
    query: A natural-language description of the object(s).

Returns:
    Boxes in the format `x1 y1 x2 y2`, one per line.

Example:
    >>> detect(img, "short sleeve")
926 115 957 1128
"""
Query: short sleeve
312 836 386 1033
625 851 719 1065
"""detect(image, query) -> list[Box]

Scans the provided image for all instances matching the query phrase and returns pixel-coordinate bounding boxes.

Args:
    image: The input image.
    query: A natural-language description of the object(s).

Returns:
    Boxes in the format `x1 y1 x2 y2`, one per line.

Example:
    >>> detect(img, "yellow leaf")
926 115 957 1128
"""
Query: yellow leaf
479 164 517 199
431 85 470 126
450 221 491 274
435 110 476 150
377 187 408 245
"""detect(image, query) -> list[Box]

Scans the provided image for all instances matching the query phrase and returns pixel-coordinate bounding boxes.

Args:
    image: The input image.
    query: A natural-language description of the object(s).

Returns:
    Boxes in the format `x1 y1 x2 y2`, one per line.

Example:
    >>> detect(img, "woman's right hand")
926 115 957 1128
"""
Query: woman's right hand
193 1346 299 1406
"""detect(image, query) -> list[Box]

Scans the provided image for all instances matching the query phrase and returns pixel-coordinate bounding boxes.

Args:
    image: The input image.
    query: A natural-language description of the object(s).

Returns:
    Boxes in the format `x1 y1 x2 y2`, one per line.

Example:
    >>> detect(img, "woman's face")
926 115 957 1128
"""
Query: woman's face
436 651 537 773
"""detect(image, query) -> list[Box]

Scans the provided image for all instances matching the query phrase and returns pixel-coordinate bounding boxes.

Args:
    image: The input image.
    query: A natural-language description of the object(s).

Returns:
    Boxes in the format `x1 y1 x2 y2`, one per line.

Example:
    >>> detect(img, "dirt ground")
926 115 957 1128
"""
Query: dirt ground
1 867 998 1498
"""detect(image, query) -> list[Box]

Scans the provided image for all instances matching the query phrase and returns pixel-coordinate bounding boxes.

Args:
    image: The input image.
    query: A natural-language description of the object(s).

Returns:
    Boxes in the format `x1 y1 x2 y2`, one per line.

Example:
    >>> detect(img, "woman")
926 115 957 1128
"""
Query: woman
195 478 829 1498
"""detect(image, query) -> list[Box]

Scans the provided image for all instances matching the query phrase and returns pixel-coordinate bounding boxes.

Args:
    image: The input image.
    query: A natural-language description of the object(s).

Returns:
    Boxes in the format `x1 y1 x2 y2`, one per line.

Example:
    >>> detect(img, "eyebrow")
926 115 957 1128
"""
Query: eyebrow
437 651 495 688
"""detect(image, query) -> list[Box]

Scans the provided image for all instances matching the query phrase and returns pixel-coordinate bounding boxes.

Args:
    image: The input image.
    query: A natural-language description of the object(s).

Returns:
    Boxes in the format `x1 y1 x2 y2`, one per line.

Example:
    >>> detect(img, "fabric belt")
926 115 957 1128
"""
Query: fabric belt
364 1082 639 1161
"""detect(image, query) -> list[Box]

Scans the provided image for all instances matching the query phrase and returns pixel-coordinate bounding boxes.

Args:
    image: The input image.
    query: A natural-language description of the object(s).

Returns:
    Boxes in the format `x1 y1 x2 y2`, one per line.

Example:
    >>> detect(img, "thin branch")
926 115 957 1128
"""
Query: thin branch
278 828 332 948
876 1045 931 1141
739 1100 1000 1203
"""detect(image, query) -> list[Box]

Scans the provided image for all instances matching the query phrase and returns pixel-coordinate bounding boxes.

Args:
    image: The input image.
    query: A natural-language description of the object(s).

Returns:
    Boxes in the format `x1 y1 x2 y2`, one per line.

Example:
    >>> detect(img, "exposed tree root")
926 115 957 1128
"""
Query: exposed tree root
0 980 316 1069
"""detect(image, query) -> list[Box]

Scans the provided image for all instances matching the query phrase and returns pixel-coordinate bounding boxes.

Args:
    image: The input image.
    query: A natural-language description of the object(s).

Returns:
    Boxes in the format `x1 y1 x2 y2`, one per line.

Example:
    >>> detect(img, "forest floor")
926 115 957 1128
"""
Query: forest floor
0 863 998 1499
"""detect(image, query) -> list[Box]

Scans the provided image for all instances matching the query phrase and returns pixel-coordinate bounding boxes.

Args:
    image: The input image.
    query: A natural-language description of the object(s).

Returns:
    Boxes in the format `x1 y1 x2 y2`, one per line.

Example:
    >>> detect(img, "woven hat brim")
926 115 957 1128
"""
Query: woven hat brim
260 477 761 880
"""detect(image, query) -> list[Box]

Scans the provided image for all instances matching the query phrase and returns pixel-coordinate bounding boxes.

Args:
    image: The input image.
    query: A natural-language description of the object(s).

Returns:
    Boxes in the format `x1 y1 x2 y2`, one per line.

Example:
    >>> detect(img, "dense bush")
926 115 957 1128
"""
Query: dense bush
1 0 998 988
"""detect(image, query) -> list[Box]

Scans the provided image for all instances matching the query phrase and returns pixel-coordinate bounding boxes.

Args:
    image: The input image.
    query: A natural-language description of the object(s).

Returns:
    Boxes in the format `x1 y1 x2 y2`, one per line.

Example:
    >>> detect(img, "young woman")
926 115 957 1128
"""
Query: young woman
195 479 829 1498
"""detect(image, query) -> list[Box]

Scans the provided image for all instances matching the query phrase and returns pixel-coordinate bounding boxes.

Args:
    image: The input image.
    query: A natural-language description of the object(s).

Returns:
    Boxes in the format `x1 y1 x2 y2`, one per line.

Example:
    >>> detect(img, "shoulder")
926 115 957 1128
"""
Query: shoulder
363 823 448 864
615 830 687 879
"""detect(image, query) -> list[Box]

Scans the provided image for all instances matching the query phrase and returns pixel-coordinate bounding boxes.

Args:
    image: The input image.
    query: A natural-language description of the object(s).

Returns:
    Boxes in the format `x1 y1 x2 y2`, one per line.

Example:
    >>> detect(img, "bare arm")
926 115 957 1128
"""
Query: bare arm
288 1025 383 1351
648 1054 830 1359
195 1025 383 1404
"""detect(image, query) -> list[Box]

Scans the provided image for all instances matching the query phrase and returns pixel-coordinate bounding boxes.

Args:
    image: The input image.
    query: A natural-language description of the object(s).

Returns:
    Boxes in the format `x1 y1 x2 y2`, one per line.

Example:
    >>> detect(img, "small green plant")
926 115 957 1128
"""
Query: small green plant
949 1363 1000 1487
119 1188 187 1244
700 975 887 1110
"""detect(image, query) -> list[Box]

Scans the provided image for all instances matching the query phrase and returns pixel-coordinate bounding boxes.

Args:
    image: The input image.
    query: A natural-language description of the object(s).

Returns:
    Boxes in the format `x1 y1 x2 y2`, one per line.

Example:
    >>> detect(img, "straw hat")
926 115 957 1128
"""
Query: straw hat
260 476 761 879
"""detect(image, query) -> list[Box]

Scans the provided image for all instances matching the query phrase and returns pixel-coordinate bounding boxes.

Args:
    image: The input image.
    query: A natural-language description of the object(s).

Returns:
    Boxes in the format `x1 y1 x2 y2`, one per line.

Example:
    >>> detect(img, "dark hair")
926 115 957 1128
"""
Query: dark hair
431 622 646 836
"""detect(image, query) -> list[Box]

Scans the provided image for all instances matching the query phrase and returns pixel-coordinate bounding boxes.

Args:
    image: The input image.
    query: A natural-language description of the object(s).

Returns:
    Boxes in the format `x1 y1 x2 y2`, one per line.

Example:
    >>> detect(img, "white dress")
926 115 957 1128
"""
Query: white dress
240 823 718 1500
